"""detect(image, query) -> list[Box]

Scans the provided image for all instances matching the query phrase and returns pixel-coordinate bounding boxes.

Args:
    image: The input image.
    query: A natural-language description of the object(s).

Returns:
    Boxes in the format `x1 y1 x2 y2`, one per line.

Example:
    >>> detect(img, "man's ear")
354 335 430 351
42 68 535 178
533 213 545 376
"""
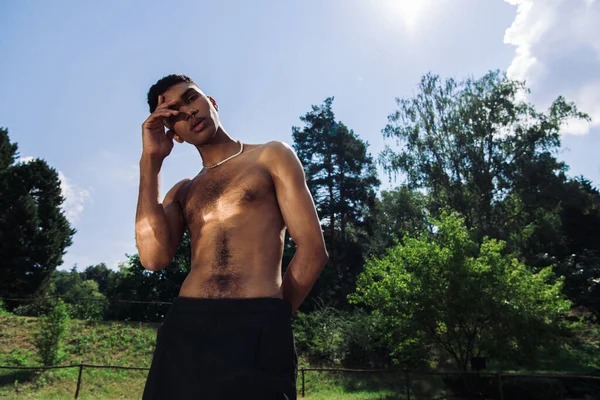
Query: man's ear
208 96 219 112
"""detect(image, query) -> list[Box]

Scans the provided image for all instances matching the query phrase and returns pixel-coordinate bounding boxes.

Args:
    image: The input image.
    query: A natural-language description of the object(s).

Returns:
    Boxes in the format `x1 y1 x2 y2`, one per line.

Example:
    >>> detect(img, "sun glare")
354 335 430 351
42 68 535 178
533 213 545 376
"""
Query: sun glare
379 0 436 33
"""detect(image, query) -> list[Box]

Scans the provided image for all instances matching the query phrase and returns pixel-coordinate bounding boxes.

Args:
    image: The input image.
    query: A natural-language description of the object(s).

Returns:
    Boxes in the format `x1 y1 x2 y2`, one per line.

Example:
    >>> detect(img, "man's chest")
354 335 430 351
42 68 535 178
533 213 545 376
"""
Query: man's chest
182 163 275 223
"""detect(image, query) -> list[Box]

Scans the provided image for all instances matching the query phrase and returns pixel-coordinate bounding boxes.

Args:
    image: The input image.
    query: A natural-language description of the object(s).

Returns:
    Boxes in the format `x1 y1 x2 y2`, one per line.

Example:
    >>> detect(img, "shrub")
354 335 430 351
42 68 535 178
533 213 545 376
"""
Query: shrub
33 300 69 366
13 297 54 317
343 310 394 368
293 307 396 367
293 307 347 363
0 300 12 316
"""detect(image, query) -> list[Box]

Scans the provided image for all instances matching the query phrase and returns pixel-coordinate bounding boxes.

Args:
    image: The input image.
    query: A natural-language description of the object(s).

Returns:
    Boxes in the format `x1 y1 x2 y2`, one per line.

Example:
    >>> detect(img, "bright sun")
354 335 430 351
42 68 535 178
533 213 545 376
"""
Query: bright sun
380 0 436 33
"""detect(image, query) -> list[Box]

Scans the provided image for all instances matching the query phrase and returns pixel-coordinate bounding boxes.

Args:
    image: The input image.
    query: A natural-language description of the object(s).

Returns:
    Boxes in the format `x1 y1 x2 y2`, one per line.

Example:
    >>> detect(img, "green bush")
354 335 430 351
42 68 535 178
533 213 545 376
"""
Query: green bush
343 310 394 368
13 297 54 317
293 307 396 367
63 280 108 320
33 300 69 366
0 300 12 316
293 307 347 363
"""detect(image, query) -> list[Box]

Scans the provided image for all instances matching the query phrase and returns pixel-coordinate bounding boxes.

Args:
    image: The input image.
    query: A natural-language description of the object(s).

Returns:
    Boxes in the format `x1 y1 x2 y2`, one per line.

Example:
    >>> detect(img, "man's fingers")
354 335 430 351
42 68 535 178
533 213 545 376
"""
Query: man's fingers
150 109 179 120
166 130 174 140
143 110 179 129
155 98 178 111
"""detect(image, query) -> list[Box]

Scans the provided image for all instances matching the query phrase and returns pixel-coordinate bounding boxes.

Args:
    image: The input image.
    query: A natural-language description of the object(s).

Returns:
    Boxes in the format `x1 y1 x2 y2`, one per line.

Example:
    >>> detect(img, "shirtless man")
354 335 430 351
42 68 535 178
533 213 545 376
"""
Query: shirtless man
136 75 328 400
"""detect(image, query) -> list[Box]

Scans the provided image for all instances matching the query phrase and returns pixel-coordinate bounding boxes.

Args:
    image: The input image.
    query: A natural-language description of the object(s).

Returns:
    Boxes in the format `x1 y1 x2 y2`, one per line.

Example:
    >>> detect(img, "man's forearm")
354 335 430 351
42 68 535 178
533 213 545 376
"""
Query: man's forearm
135 155 171 269
281 246 328 313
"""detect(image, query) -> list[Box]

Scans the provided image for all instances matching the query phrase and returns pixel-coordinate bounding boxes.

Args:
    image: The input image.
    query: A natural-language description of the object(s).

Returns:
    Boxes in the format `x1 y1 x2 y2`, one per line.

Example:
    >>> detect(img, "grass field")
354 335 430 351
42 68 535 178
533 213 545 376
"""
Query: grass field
2 312 599 399
0 314 415 399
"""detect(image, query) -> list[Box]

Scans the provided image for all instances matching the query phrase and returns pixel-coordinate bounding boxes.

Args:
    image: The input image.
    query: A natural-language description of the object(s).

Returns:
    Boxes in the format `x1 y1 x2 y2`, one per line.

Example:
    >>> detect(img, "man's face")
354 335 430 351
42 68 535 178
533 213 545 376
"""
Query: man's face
161 82 220 145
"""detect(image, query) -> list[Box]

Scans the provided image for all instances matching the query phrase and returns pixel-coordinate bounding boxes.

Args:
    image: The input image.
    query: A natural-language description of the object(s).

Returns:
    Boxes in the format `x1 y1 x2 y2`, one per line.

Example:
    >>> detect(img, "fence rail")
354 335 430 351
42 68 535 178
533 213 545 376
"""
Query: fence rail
2 363 599 399
0 363 149 399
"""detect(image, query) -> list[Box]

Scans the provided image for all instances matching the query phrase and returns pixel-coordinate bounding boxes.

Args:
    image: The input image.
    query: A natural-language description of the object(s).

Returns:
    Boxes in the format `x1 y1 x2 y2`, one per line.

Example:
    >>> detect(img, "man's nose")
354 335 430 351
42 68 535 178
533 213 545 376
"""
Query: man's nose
179 105 198 120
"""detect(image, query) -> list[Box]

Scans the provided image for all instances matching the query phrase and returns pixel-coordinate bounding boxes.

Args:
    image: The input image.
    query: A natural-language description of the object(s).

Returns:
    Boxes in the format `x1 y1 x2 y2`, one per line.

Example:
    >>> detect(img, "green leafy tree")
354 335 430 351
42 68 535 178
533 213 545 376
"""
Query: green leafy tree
350 212 571 371
0 128 75 300
292 98 380 307
80 263 118 296
111 230 191 321
368 186 428 256
33 299 69 366
47 268 108 320
379 71 587 245
378 71 600 314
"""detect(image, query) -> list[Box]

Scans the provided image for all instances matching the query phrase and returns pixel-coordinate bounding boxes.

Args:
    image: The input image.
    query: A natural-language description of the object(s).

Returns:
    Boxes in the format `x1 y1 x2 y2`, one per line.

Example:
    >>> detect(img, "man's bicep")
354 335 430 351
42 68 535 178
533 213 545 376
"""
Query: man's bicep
270 143 325 247
162 180 188 255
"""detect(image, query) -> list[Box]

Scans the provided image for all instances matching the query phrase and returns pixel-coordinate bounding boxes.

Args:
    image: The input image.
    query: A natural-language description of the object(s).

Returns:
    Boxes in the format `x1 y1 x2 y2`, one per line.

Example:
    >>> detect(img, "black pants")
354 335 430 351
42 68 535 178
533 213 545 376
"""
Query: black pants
142 297 297 400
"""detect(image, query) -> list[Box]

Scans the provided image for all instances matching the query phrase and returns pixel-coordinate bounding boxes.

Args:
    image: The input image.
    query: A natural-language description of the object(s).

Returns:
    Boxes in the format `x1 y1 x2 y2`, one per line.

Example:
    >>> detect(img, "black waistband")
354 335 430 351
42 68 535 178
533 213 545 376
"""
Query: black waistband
170 296 291 316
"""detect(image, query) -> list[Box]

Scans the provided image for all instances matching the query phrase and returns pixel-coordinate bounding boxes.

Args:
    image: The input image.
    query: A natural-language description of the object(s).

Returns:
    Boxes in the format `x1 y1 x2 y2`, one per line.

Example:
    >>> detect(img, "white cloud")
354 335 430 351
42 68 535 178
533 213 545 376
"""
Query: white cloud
17 156 35 164
58 171 90 224
504 0 600 135
18 156 90 224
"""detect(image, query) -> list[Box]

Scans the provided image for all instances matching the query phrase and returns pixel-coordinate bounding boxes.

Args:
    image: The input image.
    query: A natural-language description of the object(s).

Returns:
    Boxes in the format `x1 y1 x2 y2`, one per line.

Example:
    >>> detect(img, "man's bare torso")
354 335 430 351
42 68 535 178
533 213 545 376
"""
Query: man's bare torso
175 142 286 299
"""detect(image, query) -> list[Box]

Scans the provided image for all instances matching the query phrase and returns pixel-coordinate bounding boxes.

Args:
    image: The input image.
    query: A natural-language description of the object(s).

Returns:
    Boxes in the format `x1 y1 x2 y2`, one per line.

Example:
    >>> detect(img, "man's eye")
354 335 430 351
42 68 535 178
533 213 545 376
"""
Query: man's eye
188 94 199 102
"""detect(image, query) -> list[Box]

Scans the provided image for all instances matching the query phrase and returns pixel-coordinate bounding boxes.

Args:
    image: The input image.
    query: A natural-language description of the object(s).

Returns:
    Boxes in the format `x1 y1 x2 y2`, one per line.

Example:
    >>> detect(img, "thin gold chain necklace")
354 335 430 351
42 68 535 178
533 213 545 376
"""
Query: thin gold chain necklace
202 140 244 170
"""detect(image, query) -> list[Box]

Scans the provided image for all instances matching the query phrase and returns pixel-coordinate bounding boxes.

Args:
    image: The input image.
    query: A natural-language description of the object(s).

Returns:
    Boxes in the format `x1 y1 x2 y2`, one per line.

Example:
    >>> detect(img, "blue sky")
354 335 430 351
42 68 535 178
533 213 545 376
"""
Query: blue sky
1 0 599 270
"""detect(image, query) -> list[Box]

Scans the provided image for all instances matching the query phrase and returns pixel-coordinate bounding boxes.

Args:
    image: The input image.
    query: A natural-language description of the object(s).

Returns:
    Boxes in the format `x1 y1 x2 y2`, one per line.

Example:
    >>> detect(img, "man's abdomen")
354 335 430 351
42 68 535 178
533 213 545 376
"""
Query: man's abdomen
180 221 285 299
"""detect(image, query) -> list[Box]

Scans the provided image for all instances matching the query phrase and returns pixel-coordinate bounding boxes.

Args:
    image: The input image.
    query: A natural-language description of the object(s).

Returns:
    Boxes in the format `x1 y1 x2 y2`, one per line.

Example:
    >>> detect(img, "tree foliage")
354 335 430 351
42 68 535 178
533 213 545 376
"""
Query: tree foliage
380 71 588 244
350 212 571 371
368 186 428 256
48 268 108 320
109 230 192 321
379 71 599 315
0 128 75 300
33 299 69 366
292 97 379 307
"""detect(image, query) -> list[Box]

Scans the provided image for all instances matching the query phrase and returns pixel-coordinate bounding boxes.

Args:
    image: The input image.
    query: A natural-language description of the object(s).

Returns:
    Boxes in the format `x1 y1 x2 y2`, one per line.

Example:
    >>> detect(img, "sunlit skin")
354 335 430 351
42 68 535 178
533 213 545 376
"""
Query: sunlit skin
135 82 328 312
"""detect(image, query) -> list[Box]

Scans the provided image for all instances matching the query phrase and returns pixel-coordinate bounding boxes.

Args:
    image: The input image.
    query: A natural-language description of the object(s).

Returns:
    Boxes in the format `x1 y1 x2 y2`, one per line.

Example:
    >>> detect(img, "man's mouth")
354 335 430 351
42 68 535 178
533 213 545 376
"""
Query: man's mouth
191 117 206 132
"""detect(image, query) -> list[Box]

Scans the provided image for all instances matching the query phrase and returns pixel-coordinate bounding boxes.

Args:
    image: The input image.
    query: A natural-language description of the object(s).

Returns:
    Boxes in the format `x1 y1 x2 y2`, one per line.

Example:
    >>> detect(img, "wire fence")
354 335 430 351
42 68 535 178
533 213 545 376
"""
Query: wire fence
298 368 600 399
1 364 600 399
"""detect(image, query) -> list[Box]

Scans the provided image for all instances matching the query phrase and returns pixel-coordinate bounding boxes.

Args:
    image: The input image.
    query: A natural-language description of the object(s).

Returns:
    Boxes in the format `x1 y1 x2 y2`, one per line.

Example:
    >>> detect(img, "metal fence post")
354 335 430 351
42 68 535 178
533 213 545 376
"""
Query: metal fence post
497 373 504 400
74 363 84 399
405 369 410 400
301 368 305 397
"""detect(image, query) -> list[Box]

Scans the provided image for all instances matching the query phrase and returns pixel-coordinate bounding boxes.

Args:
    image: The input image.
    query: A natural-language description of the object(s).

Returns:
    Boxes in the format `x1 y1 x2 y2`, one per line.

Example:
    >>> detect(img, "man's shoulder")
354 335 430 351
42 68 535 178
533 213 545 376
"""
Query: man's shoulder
255 141 304 178
258 141 296 162
263 140 293 151
165 178 193 203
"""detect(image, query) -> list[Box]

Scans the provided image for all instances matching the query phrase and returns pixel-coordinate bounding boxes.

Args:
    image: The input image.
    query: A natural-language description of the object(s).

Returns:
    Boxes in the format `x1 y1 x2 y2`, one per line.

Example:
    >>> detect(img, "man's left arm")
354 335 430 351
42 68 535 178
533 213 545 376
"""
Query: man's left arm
267 141 329 313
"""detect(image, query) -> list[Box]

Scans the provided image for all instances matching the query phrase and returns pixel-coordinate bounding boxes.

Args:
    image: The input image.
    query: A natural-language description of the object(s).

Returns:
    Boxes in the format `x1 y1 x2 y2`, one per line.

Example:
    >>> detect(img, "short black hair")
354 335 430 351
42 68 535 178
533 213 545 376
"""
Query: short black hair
147 74 195 113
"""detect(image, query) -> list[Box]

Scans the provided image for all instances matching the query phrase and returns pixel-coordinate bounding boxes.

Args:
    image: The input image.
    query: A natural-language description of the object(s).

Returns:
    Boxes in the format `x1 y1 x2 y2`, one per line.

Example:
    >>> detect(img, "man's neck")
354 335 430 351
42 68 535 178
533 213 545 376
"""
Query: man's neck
196 127 241 168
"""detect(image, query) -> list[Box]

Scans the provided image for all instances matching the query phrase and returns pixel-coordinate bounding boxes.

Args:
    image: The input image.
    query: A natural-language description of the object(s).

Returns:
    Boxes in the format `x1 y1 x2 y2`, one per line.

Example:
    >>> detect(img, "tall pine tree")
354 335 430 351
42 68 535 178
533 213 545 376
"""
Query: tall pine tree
0 127 75 301
292 98 379 308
